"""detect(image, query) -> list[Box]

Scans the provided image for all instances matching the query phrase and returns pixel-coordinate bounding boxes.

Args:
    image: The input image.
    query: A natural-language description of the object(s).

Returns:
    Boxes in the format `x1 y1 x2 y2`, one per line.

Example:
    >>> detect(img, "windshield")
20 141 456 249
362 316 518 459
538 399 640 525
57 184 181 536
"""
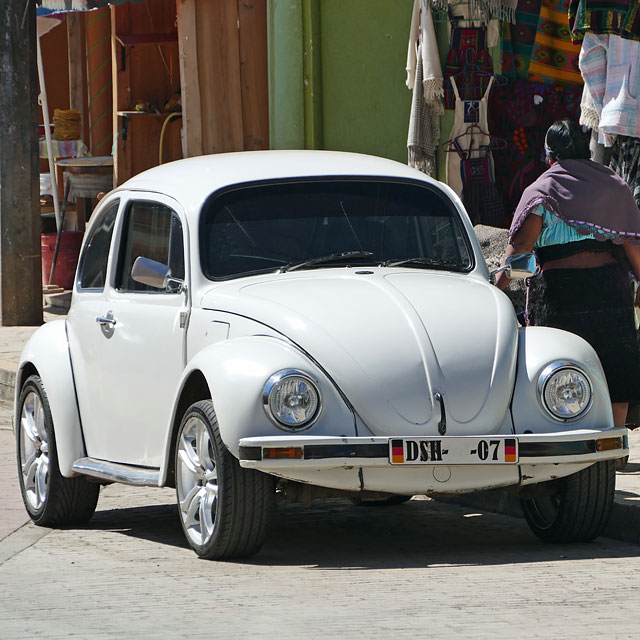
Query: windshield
200 178 473 280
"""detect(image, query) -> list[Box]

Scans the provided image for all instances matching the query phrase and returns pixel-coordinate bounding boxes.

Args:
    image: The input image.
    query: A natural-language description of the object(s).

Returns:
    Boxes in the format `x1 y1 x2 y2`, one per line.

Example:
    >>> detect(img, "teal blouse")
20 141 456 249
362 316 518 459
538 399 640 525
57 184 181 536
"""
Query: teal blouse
531 203 598 249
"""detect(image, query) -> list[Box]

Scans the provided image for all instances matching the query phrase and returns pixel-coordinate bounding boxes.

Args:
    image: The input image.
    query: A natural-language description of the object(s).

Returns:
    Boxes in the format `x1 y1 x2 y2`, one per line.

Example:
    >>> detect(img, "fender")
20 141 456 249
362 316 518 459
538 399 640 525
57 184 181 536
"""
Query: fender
160 335 356 484
15 320 86 477
511 326 613 434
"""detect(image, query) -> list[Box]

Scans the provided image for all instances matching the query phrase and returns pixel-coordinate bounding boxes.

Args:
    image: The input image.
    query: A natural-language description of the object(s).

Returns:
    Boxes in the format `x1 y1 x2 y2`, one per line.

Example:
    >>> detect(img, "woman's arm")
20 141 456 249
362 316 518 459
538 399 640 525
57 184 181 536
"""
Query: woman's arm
623 242 640 306
494 213 542 290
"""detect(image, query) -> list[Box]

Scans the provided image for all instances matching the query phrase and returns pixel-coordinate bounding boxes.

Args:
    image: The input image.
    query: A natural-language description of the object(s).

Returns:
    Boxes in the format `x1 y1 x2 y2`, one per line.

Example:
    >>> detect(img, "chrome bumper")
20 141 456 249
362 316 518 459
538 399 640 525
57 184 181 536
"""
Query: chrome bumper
238 428 628 470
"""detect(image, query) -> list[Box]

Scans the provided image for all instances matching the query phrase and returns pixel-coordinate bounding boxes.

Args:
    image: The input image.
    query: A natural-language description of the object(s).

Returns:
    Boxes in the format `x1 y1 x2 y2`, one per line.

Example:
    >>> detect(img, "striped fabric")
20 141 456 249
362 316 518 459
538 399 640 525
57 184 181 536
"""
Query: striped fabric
579 32 640 145
528 0 583 84
569 0 640 42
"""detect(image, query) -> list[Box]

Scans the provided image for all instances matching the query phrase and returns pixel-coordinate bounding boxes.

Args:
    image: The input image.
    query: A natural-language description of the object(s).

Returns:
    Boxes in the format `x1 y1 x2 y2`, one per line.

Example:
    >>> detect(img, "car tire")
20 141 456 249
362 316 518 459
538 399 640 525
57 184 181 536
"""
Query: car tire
175 399 275 559
521 460 615 543
16 375 100 526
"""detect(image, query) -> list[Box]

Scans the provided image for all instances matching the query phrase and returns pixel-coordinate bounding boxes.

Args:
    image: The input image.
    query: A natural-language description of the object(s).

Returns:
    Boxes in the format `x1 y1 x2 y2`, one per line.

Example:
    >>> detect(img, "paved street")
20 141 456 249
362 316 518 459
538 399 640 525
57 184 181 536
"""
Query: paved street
2 395 640 638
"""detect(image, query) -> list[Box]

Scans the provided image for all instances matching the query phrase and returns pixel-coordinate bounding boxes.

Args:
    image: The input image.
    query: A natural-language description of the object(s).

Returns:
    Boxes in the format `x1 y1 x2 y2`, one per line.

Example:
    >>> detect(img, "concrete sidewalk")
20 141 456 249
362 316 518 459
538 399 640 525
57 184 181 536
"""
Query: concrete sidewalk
0 315 639 545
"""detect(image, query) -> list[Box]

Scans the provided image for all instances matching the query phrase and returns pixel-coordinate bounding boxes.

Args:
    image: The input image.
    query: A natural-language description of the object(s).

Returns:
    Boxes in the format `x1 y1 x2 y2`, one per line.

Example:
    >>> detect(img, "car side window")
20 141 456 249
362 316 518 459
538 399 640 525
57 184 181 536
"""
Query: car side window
116 200 185 293
76 201 119 291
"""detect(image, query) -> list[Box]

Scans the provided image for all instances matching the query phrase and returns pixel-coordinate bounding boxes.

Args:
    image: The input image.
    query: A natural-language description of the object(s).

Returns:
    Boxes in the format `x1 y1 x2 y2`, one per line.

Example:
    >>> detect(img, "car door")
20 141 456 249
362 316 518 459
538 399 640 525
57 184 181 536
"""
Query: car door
68 193 189 467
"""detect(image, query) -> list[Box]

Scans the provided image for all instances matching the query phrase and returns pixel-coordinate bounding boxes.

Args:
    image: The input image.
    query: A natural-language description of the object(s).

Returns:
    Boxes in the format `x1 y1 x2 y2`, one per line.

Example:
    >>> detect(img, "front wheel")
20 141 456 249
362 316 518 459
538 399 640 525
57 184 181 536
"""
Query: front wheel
175 400 275 559
16 375 99 526
521 460 615 543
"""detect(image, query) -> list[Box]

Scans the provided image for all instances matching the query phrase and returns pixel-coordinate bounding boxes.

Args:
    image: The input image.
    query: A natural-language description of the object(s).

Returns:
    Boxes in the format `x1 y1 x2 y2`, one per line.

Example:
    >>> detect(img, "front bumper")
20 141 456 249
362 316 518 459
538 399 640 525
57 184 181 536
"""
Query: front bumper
238 428 628 494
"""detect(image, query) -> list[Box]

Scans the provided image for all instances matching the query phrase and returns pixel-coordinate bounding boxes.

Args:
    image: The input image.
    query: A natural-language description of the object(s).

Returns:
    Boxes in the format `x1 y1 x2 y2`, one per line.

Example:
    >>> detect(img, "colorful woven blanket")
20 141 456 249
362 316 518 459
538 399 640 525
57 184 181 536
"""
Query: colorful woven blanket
528 0 583 84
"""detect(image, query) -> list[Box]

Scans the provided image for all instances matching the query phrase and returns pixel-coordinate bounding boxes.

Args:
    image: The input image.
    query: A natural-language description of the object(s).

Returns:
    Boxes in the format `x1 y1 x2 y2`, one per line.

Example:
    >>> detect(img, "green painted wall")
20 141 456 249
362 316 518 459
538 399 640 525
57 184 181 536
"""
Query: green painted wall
269 0 413 163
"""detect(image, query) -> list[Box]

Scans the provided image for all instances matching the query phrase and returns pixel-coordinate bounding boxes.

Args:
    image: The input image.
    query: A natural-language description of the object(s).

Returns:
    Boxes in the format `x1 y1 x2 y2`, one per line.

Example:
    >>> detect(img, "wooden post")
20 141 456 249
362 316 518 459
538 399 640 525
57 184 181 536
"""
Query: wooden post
67 12 88 143
0 0 43 325
177 0 203 158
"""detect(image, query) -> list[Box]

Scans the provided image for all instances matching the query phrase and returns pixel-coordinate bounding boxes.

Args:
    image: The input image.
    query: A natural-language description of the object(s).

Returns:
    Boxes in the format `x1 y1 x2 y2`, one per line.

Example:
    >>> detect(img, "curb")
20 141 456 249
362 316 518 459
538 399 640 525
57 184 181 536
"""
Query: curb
0 364 16 402
441 486 640 546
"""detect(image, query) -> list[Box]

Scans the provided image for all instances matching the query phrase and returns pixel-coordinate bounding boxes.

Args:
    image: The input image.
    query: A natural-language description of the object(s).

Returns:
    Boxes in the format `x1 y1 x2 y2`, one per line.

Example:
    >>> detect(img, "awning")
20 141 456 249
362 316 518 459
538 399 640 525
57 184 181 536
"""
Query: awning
38 0 152 11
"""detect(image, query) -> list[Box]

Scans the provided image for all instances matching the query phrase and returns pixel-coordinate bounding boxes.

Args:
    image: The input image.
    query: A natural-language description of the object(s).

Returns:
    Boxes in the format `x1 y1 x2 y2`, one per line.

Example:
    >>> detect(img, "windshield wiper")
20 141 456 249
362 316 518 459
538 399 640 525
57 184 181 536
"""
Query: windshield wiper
281 251 374 273
381 257 464 271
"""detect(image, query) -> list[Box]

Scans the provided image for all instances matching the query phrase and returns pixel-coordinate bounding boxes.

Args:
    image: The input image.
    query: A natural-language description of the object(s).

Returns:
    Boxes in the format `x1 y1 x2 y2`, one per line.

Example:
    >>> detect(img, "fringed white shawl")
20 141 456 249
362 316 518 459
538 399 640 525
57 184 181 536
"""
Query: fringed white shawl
406 0 444 103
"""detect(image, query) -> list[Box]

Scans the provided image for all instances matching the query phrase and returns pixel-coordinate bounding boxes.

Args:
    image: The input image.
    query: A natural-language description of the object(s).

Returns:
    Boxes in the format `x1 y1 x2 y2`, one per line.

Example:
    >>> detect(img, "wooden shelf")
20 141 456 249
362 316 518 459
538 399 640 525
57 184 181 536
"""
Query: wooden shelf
115 32 177 47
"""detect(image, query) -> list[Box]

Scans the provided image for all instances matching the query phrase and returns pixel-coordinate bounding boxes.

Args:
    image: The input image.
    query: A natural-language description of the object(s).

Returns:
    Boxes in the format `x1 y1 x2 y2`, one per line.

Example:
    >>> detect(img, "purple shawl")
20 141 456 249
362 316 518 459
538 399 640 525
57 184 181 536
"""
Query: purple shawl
509 159 640 246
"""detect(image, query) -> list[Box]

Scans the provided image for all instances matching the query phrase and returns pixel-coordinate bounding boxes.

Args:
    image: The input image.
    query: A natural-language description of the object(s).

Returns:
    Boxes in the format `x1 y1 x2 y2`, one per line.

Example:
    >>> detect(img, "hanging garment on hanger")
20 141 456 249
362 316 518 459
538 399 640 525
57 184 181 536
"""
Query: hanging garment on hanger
408 43 441 176
443 26 494 109
445 76 493 197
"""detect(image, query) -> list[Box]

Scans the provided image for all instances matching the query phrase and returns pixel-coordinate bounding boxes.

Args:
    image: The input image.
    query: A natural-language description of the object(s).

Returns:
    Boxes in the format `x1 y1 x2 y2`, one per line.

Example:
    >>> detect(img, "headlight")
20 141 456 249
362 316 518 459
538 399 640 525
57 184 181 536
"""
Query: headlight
263 369 321 431
538 362 592 421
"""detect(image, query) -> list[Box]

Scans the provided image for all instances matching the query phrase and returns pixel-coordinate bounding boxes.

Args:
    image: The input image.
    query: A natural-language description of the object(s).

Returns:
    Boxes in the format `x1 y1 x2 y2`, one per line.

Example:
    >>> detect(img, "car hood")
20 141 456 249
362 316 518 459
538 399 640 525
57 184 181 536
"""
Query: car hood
200 270 518 436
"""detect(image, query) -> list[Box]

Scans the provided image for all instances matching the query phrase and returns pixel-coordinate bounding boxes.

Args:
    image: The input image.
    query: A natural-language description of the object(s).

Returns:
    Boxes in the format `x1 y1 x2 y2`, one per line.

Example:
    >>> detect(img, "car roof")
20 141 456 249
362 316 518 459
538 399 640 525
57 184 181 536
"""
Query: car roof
114 150 443 212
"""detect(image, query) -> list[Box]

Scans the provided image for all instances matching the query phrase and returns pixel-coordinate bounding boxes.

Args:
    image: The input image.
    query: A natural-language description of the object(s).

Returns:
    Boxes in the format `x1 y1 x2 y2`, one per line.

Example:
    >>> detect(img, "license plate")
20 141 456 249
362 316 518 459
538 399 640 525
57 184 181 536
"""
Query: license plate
389 437 518 465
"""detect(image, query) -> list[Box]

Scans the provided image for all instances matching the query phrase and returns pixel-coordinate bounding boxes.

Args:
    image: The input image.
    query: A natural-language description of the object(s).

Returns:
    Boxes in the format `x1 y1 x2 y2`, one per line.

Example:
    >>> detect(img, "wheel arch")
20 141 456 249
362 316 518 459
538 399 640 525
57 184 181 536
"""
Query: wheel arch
161 369 211 488
15 320 86 477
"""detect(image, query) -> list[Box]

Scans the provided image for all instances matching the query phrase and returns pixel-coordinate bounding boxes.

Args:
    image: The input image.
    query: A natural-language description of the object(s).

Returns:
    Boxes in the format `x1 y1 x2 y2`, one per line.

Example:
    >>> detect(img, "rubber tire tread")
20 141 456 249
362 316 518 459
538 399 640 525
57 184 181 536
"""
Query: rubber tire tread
17 375 99 527
178 400 275 559
521 460 615 543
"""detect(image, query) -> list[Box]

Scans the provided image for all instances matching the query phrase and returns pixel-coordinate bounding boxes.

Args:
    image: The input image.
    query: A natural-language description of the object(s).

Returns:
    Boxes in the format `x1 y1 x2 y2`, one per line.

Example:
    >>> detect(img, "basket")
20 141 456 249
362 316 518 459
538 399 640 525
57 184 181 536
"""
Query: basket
52 109 81 141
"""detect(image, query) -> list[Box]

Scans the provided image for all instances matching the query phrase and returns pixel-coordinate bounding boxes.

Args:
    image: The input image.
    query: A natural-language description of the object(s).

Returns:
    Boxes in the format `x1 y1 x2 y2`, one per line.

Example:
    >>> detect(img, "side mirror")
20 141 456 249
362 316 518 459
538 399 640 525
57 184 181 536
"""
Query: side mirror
490 252 537 282
131 256 185 292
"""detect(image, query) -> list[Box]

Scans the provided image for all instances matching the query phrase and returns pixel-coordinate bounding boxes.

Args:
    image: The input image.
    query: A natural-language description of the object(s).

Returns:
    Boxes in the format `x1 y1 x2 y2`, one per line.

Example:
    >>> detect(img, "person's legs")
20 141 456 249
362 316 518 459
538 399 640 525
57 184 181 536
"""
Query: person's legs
612 402 629 428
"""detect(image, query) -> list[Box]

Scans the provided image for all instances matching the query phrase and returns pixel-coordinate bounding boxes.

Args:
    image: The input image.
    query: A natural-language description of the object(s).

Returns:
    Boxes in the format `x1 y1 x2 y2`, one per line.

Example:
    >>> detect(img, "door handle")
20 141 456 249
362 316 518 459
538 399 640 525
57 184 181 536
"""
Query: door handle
96 313 116 327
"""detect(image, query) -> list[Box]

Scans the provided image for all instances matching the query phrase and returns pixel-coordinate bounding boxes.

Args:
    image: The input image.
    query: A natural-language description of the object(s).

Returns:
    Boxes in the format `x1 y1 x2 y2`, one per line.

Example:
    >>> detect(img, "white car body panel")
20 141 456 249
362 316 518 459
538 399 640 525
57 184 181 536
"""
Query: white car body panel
200 269 518 436
15 321 85 476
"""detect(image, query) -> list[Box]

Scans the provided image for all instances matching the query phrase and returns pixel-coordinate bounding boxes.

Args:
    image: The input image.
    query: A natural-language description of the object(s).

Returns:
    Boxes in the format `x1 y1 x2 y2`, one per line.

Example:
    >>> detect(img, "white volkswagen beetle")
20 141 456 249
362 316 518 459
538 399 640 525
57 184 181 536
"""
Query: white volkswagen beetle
15 151 628 559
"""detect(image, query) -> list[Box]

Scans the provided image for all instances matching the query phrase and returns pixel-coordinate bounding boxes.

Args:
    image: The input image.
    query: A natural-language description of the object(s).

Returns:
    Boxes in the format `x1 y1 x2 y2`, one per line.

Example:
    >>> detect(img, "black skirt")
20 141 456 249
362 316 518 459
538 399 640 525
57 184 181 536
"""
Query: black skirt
527 263 640 403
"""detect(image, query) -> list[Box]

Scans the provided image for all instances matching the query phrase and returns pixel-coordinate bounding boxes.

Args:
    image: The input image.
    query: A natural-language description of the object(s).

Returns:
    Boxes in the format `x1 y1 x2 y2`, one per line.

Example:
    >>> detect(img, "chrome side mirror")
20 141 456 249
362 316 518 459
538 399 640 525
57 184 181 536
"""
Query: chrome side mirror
131 256 185 293
490 252 537 282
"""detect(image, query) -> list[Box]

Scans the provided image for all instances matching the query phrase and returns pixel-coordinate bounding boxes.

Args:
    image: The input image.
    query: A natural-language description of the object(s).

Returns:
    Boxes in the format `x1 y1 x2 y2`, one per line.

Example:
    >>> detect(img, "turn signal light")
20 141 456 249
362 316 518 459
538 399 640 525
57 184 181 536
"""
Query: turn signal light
596 437 623 452
263 447 303 460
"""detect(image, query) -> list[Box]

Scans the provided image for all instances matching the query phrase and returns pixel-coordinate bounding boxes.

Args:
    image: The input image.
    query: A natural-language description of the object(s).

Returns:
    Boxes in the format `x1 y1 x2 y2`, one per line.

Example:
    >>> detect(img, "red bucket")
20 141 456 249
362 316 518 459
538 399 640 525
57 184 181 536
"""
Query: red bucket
41 231 83 290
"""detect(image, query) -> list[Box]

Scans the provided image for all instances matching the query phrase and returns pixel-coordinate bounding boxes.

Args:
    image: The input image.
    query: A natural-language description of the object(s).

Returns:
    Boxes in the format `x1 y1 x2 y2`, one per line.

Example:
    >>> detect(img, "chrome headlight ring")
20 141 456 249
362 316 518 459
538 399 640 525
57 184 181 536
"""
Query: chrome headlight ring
537 361 593 422
262 369 322 432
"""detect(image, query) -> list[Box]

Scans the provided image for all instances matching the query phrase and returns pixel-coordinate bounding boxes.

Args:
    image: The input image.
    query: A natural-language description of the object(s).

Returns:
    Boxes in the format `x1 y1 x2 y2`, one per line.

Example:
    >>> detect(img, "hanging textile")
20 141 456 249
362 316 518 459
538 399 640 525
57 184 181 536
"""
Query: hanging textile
406 0 444 102
408 44 441 176
428 0 518 22
500 0 543 79
446 76 494 197
488 79 582 216
407 0 443 176
443 26 494 109
579 32 640 145
460 151 505 227
527 0 583 84
569 0 640 43
610 136 640 209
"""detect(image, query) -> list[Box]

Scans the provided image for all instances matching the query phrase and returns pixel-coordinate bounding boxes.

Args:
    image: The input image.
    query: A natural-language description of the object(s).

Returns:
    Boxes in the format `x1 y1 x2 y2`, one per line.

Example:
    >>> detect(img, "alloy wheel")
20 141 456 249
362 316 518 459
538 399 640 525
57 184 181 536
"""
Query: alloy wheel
176 416 219 546
19 390 50 511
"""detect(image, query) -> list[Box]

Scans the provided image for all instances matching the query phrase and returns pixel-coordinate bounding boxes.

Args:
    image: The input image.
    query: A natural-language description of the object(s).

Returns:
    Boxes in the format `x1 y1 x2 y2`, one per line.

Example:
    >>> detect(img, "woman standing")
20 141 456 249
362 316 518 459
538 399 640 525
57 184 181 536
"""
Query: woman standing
496 119 640 428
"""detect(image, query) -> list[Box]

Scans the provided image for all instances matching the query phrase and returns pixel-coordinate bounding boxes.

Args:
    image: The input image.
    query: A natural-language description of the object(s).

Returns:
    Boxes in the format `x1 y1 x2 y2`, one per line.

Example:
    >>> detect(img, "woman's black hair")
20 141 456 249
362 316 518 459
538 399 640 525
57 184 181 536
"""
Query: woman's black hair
544 119 591 162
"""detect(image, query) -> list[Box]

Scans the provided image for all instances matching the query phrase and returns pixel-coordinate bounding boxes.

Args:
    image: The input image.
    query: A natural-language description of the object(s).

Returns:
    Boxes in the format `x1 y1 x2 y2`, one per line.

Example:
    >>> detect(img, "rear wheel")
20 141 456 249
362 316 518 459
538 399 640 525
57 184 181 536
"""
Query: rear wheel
175 400 275 559
16 375 99 526
521 460 615 543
